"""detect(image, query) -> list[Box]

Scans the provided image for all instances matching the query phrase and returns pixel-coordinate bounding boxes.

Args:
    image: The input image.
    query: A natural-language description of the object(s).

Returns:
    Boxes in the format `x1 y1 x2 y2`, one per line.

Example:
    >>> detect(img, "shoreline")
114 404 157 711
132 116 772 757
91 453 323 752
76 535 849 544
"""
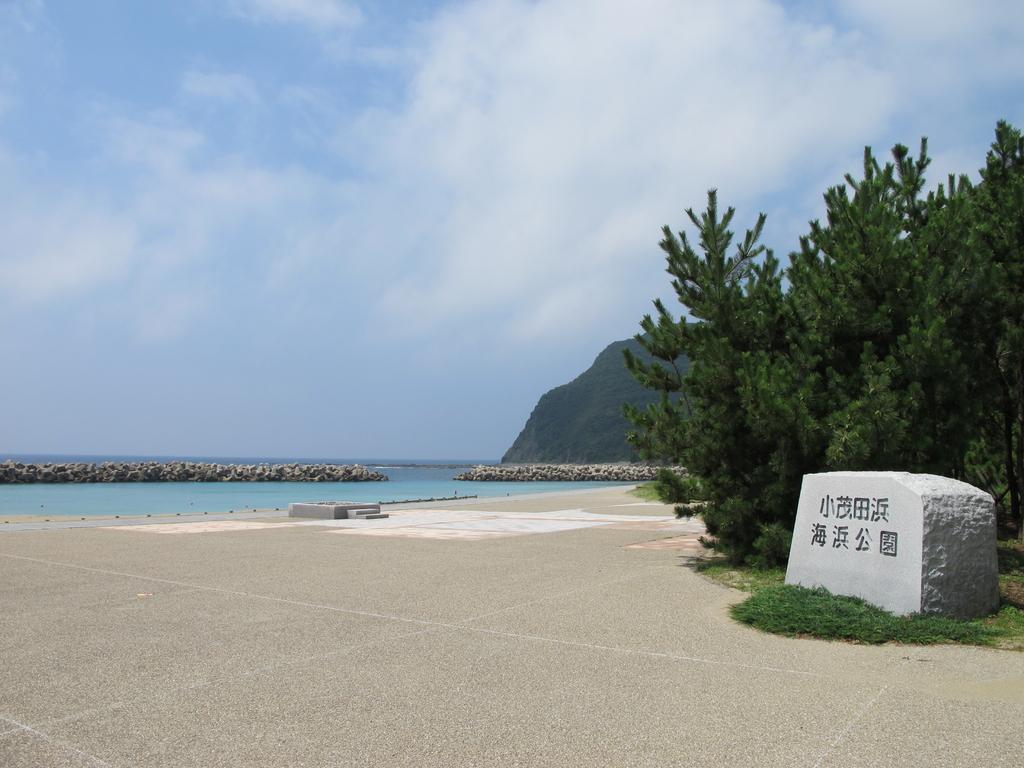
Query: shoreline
1 507 287 525
0 484 641 528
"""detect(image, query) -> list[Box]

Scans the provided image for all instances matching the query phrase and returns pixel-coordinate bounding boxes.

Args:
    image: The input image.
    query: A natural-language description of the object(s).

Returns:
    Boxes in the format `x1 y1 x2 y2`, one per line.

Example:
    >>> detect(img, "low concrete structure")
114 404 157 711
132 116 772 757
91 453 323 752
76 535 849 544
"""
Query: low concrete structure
786 471 999 619
288 501 386 520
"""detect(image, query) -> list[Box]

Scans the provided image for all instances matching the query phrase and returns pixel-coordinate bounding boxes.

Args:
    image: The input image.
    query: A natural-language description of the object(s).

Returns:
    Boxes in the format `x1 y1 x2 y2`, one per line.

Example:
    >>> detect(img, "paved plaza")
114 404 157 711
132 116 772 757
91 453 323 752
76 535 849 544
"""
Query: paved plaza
1 487 1022 767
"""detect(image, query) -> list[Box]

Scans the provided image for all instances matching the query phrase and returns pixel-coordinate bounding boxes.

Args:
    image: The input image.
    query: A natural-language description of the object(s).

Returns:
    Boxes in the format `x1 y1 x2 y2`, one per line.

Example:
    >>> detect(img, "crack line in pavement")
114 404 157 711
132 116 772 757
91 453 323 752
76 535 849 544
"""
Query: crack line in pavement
0 714 115 767
28 575 629 734
458 625 819 676
449 571 652 625
0 566 656 742
0 552 455 626
12 621 450 740
2 552 819 680
811 685 889 768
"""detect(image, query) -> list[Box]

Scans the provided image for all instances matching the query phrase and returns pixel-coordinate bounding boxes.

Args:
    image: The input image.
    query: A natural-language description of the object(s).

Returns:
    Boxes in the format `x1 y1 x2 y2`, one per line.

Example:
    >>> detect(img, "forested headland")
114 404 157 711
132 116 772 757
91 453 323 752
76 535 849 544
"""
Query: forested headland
502 339 687 463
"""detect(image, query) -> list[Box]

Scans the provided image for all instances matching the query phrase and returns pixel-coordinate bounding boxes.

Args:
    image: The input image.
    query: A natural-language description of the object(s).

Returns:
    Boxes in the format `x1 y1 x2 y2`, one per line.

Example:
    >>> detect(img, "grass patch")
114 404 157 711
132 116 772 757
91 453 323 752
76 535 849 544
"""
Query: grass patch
629 483 663 502
731 585 997 645
697 540 1024 649
985 604 1024 645
998 539 1024 609
695 561 784 592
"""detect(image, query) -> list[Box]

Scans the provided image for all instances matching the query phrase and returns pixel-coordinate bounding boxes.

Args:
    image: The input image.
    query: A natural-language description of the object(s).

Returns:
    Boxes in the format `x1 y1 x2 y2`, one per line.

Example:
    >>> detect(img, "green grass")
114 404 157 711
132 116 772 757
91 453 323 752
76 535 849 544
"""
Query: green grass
998 540 1024 609
629 483 663 502
730 585 997 645
697 540 1024 649
696 561 784 592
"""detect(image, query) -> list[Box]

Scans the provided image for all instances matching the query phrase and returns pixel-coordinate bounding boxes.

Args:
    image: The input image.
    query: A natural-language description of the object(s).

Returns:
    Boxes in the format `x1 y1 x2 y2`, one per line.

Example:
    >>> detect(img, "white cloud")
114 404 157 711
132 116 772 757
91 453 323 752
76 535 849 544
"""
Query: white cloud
3 0 1021 353
839 0 1020 45
133 286 212 342
325 0 1024 345
836 0 1024 90
0 191 137 303
0 109 355 341
102 114 206 173
0 0 45 33
226 0 361 30
0 0 57 119
181 70 262 104
342 0 895 341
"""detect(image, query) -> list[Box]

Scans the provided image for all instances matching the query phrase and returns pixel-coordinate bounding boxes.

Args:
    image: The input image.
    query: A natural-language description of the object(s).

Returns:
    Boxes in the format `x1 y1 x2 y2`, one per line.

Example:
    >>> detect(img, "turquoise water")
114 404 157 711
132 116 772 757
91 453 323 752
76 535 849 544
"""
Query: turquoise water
0 461 619 518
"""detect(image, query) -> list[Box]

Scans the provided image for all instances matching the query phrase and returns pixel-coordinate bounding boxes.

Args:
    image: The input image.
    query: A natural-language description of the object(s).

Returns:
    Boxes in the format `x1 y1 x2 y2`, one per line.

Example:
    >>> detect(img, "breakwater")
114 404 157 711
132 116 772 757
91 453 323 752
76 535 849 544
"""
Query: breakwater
0 461 387 484
454 463 686 482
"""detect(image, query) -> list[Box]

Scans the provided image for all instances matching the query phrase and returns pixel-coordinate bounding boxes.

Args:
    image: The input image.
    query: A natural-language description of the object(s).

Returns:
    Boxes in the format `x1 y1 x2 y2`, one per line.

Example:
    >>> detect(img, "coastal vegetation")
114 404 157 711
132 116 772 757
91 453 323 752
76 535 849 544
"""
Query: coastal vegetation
628 482 662 502
503 339 687 463
626 121 1024 565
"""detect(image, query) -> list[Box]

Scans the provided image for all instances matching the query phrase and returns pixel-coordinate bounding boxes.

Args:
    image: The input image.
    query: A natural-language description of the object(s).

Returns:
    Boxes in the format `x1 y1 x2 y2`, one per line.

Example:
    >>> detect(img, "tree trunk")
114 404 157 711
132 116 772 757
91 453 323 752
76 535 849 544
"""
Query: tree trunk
1018 363 1024 541
1000 381 1020 537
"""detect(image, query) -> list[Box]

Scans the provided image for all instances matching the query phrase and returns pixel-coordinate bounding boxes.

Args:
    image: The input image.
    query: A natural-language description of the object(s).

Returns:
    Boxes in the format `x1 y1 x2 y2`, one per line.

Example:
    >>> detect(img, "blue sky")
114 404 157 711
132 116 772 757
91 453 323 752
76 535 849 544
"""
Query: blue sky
1 0 1022 459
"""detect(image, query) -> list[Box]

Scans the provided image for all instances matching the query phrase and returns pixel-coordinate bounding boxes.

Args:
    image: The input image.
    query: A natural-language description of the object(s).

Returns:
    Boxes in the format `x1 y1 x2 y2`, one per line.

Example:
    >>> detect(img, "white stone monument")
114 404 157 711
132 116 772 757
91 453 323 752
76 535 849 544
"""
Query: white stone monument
785 472 998 619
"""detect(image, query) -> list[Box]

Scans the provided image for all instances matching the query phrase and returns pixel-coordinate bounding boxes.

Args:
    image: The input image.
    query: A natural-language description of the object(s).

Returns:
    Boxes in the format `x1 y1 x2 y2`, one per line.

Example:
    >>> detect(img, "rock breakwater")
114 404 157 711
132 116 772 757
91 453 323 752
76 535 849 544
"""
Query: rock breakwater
454 463 686 482
0 461 387 484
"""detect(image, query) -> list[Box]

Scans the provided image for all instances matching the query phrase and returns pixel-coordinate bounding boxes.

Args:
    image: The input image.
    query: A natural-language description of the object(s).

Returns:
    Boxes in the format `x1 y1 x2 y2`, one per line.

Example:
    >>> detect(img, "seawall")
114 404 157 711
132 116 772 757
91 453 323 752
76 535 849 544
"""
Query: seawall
454 463 685 482
0 461 387 484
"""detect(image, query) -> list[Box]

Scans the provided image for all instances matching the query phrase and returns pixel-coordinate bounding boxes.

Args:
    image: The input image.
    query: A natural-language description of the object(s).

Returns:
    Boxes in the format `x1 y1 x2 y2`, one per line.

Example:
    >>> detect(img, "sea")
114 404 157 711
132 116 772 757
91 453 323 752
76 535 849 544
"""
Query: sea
0 454 618 518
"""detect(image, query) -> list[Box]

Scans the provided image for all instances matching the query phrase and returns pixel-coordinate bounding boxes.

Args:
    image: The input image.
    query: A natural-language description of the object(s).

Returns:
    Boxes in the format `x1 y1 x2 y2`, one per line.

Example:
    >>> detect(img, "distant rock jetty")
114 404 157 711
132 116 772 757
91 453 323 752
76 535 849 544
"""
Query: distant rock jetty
454 463 686 482
0 461 387 484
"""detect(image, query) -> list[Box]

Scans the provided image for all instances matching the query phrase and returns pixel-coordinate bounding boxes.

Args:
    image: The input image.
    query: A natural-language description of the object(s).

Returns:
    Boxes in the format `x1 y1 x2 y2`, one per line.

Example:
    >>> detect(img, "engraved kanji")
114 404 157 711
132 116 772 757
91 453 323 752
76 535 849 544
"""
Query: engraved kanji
855 527 871 552
835 496 852 519
819 495 834 518
871 497 889 522
879 530 898 557
852 497 870 521
811 523 827 547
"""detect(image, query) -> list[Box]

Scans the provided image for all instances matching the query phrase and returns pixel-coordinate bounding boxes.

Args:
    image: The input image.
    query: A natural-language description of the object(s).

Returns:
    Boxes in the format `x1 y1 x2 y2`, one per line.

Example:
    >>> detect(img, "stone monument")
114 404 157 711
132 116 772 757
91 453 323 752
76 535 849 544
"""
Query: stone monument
785 472 998 619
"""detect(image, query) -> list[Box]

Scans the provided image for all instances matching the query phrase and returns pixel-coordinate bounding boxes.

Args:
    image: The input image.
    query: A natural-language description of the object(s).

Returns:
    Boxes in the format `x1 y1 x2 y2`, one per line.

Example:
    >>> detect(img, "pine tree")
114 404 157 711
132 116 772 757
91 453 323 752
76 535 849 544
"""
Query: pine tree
626 124 1024 562
625 191 791 563
970 121 1024 537
786 141 981 478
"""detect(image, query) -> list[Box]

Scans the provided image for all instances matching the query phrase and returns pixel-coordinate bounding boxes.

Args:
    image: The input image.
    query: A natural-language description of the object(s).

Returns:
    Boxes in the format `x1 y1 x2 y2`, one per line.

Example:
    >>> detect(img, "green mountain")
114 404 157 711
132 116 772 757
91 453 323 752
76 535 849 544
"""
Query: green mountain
502 338 688 463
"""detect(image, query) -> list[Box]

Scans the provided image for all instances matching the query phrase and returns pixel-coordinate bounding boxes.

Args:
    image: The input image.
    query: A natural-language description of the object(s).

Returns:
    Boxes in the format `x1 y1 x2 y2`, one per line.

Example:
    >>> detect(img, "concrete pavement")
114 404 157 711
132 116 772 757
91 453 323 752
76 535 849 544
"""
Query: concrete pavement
1 486 1022 766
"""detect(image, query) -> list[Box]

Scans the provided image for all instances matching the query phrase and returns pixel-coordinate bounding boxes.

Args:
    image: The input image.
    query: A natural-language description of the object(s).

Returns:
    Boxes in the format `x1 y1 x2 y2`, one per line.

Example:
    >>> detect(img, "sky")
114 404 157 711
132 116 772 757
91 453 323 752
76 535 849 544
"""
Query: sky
0 0 1022 460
